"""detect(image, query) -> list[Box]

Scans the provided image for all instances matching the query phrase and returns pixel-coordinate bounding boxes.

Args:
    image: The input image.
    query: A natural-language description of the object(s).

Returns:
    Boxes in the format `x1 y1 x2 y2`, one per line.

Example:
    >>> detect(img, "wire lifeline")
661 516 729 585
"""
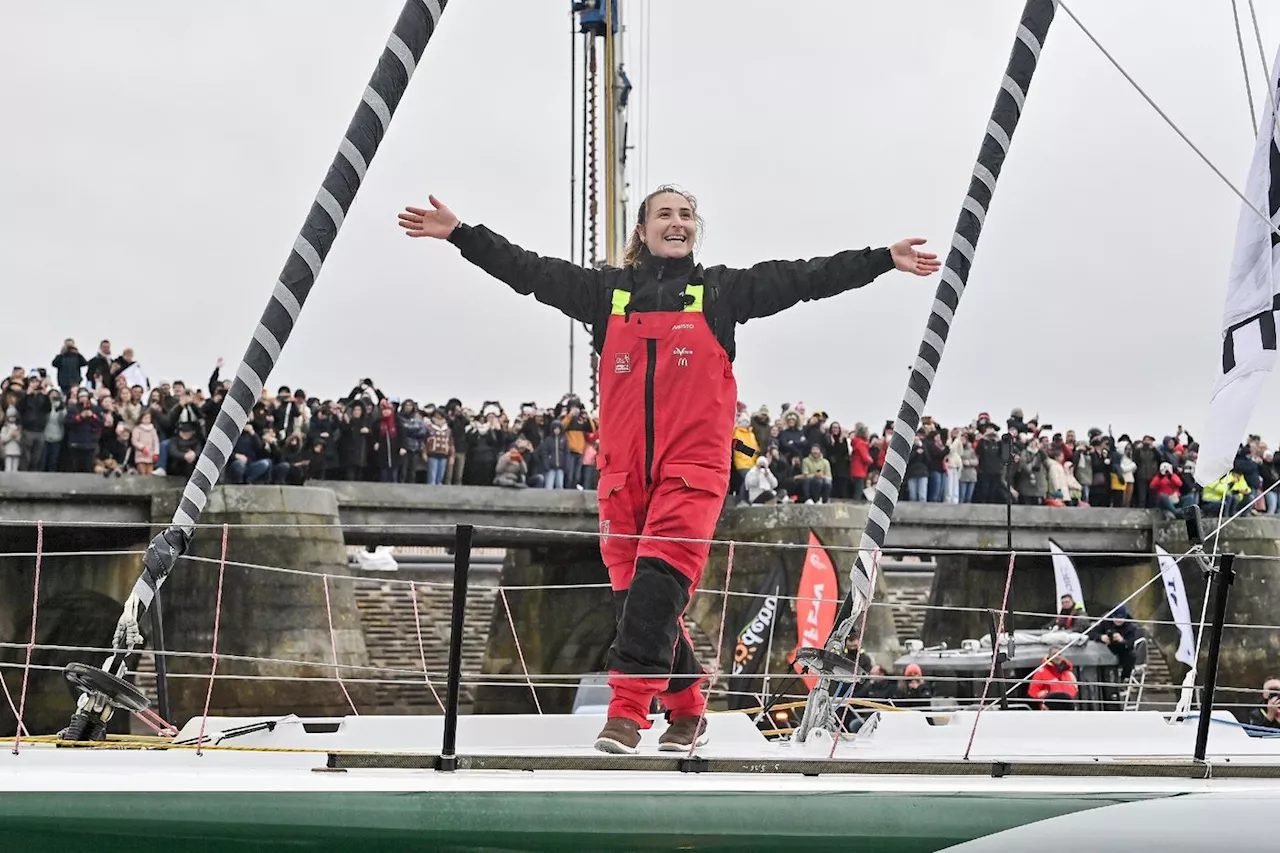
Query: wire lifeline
323 575 360 716
196 525 228 757
500 587 542 715
94 0 452 696
11 520 43 754
964 550 1017 760
687 541 736 759
409 581 446 713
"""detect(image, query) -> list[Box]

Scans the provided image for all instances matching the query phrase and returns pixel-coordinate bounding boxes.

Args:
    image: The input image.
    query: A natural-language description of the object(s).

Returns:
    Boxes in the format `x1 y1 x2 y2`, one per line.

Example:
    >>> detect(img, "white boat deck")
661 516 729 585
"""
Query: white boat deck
5 710 1280 795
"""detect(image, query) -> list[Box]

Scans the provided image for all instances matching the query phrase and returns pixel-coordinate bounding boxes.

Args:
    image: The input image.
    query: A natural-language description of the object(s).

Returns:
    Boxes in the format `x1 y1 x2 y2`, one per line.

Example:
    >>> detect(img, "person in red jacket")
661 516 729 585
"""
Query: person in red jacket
1150 462 1184 517
399 187 939 753
1028 649 1079 710
849 423 874 502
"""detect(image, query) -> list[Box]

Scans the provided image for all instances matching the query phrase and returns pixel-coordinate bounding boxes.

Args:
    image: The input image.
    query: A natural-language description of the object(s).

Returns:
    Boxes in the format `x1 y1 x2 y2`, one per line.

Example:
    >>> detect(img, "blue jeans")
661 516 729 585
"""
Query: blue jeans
564 453 583 488
907 476 928 502
543 468 565 489
426 455 448 485
1267 492 1278 514
227 458 271 484
802 477 832 503
581 464 598 490
43 440 62 472
928 470 945 502
959 480 975 503
157 439 170 473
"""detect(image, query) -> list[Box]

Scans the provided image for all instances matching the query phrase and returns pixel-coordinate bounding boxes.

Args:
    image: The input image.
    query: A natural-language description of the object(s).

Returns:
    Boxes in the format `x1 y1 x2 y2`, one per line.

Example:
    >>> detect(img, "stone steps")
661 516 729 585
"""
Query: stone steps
883 571 932 645
351 576 497 715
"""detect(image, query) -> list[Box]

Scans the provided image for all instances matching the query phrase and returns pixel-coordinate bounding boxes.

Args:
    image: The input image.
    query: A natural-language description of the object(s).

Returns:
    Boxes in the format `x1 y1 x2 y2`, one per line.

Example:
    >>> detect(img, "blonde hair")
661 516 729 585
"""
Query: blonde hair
621 184 704 268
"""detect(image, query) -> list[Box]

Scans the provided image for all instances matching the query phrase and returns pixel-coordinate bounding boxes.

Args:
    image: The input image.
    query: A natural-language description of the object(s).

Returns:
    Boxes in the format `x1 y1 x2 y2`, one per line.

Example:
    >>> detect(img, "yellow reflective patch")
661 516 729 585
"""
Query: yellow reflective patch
684 284 703 313
611 289 632 315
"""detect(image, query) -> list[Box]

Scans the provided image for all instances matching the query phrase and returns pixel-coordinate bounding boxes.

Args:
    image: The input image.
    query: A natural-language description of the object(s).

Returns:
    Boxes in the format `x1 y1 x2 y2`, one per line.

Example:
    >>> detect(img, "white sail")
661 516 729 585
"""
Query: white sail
1198 42 1280 485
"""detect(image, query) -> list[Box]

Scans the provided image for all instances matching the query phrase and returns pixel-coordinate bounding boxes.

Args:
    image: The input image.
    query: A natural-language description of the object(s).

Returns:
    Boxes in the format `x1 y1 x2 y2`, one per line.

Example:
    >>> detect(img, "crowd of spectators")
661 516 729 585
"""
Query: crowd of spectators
4 341 1279 520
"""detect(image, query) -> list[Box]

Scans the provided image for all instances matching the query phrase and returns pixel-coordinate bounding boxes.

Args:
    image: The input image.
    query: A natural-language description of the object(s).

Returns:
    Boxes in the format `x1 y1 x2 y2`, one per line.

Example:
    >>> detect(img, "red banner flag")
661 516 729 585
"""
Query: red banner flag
791 530 839 690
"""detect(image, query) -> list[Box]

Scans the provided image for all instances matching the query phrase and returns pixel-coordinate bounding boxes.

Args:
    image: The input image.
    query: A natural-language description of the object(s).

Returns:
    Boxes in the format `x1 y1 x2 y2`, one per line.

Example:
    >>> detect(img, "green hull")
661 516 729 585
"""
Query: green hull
0 790 1162 852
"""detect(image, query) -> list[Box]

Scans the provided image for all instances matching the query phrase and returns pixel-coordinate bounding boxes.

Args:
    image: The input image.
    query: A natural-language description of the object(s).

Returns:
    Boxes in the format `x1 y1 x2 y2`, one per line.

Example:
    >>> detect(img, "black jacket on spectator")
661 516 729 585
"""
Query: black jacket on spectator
905 443 928 479
232 431 266 462
64 403 101 450
465 427 507 486
85 354 113 390
17 393 51 432
52 350 87 390
340 413 372 470
977 435 1004 476
1234 447 1262 490
373 419 403 469
168 431 203 478
777 425 807 461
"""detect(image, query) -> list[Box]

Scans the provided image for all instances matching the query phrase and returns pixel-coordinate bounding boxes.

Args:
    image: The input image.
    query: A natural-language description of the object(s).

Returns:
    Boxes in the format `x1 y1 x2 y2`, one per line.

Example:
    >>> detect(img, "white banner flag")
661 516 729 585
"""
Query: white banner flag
1199 42 1280 485
1048 539 1083 610
1155 545 1197 667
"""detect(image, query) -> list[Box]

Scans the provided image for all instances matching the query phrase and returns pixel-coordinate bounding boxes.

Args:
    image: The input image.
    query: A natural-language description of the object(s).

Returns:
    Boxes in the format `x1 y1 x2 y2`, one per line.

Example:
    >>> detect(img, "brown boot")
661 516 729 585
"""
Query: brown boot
594 717 642 754
658 715 708 751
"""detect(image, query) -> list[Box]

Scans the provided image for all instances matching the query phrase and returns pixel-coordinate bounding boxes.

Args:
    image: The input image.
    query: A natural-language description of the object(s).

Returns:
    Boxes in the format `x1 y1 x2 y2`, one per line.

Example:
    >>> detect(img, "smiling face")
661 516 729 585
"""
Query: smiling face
637 191 696 260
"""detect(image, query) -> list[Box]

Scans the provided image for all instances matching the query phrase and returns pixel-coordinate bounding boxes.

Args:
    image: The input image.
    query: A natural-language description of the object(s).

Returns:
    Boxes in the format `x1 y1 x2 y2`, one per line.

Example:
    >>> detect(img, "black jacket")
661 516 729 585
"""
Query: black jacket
448 223 895 362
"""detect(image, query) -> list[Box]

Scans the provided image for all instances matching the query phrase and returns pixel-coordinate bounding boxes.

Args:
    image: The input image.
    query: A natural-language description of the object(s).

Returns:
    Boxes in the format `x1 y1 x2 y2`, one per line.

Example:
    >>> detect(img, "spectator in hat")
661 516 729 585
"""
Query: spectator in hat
895 663 934 709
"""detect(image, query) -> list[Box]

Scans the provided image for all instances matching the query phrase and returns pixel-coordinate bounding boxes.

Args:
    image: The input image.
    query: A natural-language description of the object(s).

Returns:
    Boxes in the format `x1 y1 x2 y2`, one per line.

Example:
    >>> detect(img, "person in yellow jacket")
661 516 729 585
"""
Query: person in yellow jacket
730 414 759 504
1201 469 1252 518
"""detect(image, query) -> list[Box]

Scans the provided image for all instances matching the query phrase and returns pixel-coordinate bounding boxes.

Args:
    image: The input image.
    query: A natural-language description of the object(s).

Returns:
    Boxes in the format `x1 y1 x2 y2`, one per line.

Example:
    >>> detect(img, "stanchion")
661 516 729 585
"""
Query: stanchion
438 523 473 772
1194 552 1236 762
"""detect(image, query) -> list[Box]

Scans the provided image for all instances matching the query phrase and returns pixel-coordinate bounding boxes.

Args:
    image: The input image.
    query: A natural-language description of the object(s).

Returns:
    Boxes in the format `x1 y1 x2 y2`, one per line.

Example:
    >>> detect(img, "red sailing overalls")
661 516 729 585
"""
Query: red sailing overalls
594 283 737 725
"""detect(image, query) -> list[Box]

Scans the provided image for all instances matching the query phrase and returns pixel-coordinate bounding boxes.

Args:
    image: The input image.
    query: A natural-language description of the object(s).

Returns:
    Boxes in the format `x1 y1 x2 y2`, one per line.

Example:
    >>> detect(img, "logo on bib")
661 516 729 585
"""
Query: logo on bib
673 347 693 367
613 353 631 374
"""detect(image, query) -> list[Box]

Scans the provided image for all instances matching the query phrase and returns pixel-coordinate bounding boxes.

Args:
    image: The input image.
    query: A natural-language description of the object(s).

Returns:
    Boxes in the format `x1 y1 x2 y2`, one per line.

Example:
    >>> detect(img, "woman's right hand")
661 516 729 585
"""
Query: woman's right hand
398 195 459 239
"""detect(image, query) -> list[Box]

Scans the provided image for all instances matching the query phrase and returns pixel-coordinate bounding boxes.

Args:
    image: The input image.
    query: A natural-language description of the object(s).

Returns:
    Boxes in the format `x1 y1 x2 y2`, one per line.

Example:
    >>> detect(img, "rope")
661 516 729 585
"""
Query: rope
688 541 735 758
196 524 228 757
964 549 1017 760
322 574 359 717
408 581 445 713
1231 0 1258 132
1057 0 1280 244
829 548 880 759
500 586 542 715
10 520 41 754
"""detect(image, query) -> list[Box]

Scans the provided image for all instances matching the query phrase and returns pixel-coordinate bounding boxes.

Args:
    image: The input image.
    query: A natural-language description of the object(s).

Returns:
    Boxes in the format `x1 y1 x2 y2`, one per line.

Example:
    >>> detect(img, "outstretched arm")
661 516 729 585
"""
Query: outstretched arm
714 238 940 323
399 196 602 324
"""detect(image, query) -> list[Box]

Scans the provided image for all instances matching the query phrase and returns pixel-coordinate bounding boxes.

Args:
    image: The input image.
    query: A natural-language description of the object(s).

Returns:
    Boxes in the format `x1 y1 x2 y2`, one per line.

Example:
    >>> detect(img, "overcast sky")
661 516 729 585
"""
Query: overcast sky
4 1 1280 440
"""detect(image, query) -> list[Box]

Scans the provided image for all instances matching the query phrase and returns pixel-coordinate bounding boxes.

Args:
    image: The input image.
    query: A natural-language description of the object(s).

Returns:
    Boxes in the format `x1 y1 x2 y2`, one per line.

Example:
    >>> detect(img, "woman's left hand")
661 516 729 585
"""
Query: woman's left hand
890 238 942 276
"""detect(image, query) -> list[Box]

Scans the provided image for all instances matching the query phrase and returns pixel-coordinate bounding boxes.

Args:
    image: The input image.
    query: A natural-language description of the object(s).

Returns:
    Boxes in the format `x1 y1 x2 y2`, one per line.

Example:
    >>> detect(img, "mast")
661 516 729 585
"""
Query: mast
603 0 617 265
574 0 626 411
793 0 1059 741
58 0 452 742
